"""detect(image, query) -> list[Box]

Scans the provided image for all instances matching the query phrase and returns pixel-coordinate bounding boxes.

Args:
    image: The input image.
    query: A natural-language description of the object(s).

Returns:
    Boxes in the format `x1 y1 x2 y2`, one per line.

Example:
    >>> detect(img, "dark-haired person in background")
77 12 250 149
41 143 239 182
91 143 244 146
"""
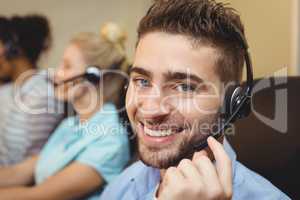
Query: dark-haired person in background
0 15 51 82
100 0 290 199
0 14 64 165
0 17 12 85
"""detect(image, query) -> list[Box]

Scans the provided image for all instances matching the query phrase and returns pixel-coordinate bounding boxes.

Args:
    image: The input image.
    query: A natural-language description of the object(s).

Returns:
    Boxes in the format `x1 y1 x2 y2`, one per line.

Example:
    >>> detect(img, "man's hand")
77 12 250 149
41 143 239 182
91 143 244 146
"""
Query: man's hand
157 136 233 200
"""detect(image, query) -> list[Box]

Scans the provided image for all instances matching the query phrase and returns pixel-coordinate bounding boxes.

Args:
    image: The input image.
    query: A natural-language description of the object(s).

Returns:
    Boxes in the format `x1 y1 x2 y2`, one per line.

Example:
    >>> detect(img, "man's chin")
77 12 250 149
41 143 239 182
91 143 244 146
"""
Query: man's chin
138 141 192 169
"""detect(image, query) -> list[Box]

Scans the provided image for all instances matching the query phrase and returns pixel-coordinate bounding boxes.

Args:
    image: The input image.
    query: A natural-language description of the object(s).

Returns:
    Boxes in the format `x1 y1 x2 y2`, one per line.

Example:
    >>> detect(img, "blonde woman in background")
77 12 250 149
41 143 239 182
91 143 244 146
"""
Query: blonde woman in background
0 23 130 200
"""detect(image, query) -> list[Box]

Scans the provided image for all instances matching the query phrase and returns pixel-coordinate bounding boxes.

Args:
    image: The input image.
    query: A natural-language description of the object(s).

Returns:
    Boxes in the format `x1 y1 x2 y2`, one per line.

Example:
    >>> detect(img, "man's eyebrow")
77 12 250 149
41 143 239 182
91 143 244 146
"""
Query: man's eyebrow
129 66 153 78
164 71 204 83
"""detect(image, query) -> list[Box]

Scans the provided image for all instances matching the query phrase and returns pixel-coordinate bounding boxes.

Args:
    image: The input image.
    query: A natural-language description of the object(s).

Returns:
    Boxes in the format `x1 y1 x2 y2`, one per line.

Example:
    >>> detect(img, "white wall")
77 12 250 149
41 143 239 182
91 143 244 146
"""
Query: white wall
0 0 152 68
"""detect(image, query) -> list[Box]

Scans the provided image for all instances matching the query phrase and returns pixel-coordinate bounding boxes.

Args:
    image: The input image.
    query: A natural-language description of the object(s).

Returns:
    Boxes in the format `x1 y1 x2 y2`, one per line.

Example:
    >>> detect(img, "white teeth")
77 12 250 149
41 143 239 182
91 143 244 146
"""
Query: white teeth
144 126 173 137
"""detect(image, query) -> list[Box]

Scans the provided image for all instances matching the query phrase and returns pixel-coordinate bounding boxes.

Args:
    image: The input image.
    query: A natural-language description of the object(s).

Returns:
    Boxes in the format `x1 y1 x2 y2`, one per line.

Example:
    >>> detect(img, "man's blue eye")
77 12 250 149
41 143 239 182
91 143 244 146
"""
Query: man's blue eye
135 78 150 88
176 83 196 92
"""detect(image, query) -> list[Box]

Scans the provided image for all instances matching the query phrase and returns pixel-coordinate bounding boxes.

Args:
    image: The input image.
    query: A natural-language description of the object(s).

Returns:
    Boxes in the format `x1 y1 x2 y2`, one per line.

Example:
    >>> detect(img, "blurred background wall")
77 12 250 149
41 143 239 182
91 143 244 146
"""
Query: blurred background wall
0 0 297 79
0 0 152 69
292 0 300 75
225 0 297 78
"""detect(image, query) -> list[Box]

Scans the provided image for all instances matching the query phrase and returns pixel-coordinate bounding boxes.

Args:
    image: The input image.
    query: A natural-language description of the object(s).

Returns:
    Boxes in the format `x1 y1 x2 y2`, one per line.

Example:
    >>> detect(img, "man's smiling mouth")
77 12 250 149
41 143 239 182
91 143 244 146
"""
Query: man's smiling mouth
139 121 185 137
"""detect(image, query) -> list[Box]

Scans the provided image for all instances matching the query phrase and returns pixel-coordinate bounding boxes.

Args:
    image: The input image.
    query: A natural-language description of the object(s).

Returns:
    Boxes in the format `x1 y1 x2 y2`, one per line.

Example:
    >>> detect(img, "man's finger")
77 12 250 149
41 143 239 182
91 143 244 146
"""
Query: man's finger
207 136 232 193
177 159 202 180
163 166 185 185
193 155 221 188
192 149 208 161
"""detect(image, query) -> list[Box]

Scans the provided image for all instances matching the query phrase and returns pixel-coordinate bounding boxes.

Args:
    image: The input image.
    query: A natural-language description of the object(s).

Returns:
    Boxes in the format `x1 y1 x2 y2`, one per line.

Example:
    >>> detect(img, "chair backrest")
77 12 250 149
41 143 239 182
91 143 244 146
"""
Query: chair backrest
226 76 300 199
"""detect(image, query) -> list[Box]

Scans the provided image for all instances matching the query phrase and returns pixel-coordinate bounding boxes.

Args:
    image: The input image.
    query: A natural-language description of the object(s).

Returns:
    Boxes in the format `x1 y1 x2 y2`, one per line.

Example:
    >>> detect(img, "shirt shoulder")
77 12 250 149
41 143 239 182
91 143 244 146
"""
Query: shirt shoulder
17 70 63 114
100 161 151 200
76 119 130 183
39 117 74 150
233 161 291 200
21 70 49 93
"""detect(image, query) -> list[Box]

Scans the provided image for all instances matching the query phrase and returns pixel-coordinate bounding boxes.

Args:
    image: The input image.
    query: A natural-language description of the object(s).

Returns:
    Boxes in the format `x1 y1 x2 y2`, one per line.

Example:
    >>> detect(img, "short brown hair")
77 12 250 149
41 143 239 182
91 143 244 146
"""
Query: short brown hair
137 0 246 83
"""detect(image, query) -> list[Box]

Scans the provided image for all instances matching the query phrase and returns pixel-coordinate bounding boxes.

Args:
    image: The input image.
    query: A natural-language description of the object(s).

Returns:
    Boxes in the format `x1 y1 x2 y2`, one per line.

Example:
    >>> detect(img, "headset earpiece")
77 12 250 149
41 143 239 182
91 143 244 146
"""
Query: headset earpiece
222 83 252 123
222 85 244 122
230 87 244 116
222 84 237 119
84 66 102 84
85 58 125 84
124 84 128 91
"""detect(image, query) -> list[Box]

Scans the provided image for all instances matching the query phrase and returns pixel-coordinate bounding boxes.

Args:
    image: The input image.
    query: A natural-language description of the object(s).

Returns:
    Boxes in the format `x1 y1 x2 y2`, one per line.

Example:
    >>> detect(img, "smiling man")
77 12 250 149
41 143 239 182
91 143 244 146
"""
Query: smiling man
100 0 290 199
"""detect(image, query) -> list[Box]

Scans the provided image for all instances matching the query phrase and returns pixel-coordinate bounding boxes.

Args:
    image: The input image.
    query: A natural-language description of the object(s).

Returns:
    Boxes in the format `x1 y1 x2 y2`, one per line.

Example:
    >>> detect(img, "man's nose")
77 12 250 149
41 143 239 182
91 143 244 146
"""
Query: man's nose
136 87 173 118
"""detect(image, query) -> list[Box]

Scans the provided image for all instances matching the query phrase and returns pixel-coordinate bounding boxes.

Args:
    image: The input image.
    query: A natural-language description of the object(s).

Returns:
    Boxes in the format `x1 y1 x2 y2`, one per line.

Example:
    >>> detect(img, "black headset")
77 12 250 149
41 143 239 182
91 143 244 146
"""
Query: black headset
190 25 254 153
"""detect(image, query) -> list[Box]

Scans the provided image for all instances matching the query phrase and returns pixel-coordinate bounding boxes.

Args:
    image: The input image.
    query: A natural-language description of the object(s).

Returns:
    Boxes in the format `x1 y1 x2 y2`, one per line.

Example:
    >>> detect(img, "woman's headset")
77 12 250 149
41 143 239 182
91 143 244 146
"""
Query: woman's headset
52 66 102 87
52 58 126 87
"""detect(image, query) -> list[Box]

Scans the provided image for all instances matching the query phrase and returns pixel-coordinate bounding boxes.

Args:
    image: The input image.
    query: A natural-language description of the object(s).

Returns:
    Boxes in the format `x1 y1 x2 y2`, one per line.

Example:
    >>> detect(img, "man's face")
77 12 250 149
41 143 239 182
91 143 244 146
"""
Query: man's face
126 32 222 169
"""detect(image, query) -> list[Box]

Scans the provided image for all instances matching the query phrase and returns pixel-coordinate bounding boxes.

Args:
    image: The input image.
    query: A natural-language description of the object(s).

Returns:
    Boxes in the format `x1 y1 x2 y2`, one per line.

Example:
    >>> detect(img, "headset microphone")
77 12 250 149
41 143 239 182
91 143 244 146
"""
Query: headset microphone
52 66 102 87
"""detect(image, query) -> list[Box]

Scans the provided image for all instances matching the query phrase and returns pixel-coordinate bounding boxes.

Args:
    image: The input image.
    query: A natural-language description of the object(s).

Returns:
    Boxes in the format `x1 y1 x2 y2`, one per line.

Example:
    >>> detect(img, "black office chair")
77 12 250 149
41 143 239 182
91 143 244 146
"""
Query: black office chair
227 76 300 199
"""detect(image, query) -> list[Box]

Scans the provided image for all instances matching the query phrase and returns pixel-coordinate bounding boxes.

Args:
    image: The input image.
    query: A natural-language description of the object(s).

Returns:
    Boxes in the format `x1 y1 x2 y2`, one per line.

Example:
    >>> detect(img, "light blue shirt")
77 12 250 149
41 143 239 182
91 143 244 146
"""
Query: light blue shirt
100 139 291 200
35 103 130 200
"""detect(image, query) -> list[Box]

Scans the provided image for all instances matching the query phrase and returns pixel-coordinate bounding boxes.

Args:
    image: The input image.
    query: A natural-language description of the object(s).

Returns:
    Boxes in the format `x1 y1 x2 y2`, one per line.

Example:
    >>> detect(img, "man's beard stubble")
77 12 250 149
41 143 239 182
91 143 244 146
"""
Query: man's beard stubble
138 113 219 169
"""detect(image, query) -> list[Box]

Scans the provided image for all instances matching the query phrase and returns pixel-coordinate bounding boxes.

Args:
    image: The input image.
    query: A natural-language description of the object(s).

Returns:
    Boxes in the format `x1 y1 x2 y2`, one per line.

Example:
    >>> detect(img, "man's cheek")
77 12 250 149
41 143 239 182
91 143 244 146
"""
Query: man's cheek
173 98 204 115
192 96 220 115
125 89 136 123
125 86 137 108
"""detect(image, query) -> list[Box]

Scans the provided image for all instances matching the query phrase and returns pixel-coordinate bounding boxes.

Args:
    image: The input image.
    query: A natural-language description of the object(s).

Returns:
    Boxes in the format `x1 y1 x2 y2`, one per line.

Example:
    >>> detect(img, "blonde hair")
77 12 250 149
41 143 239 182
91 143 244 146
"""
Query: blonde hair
69 22 129 105
70 22 128 71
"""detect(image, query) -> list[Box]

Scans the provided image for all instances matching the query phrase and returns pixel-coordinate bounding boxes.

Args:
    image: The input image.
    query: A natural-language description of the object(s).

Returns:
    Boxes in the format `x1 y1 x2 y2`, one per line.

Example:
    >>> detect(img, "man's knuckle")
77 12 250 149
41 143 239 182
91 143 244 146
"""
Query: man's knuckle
178 159 192 168
198 155 210 163
166 167 176 176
